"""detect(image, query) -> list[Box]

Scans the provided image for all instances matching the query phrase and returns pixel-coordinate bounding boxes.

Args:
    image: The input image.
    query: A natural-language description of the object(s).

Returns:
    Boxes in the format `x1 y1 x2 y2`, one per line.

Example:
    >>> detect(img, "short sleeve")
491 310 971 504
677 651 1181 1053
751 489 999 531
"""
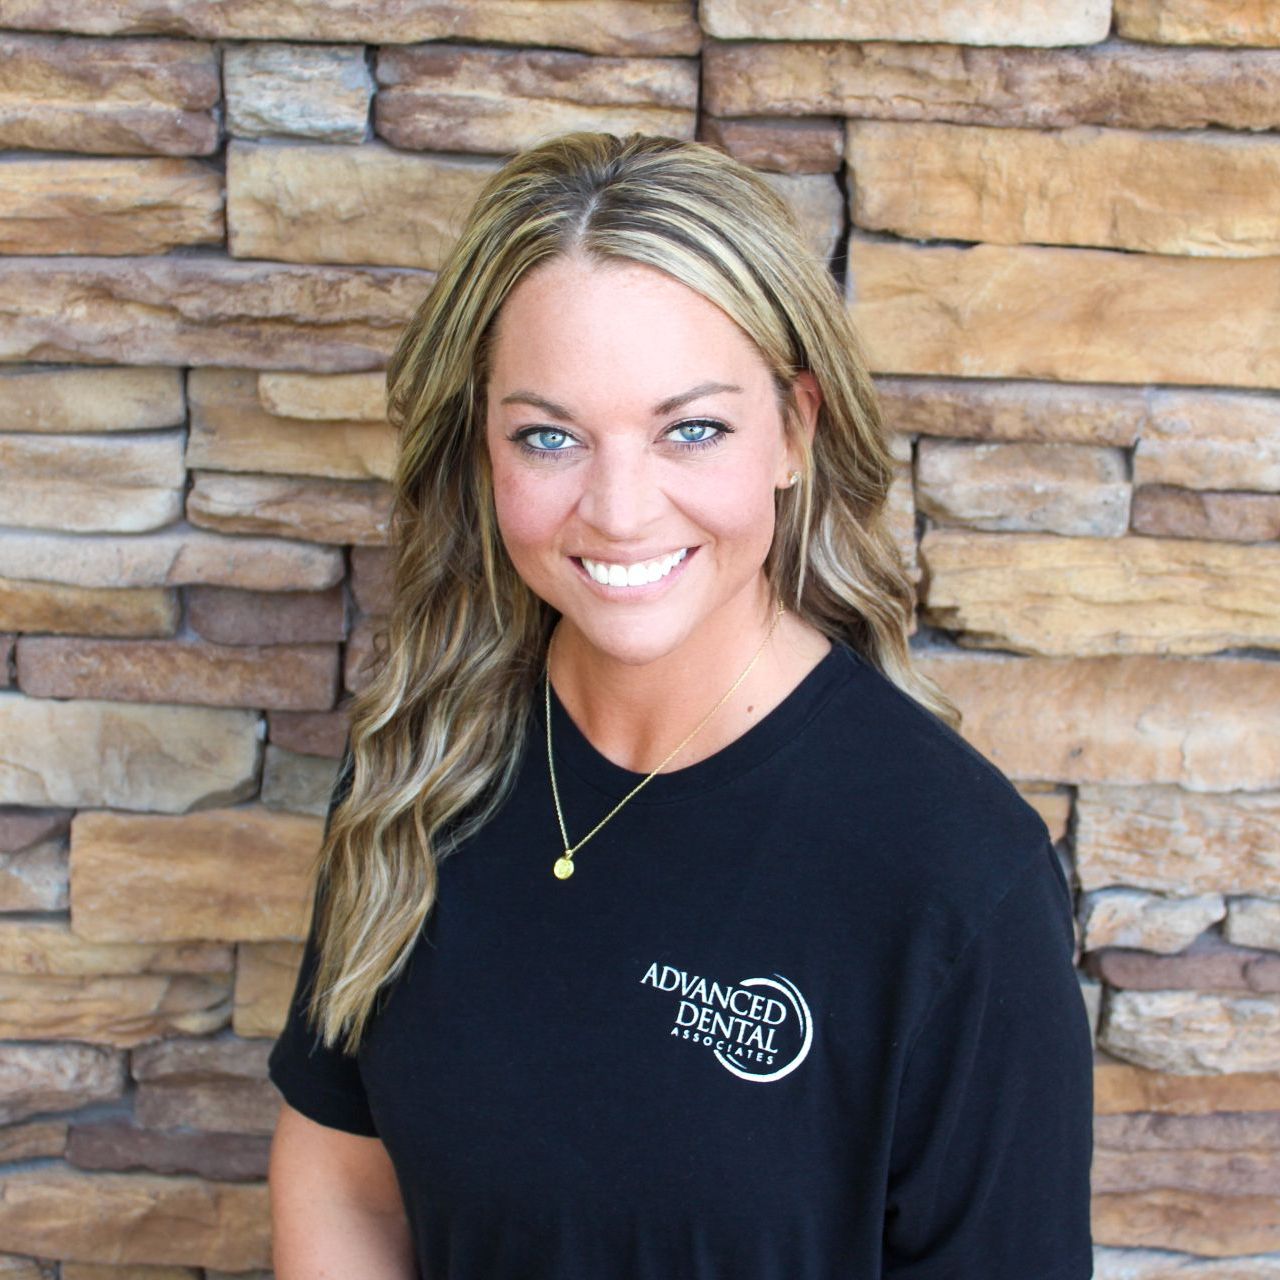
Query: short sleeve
883 840 1094 1280
267 741 379 1137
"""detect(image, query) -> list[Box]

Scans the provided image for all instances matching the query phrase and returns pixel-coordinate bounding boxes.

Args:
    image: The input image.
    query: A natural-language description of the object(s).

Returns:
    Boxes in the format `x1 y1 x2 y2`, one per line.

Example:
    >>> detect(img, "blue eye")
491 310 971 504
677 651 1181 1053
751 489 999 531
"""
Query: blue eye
516 427 577 453
667 419 728 449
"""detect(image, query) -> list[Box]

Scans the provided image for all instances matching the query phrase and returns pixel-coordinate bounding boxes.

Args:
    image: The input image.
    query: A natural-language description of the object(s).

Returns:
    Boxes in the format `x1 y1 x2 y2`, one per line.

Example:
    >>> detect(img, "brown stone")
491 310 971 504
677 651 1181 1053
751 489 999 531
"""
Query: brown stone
187 368 398 481
759 172 843 268
1117 0 1280 46
344 614 386 693
0 1042 124 1125
0 157 222 256
0 366 183 434
0 34 218 156
848 235 1280 389
697 116 843 173
0 257 428 371
187 471 392 546
267 709 350 758
70 806 323 943
0 695 258 812
916 440 1129 535
1092 1188 1280 1256
701 0 1109 43
63 1267 198 1280
0 808 69 854
132 1035 271 1083
1092 940 1280 994
67 1120 270 1181
186 585 346 648
261 746 342 817
702 40 1280 132
1093 1148 1280 1196
0 838 68 913
135 1079 280 1135
0 575 170 639
224 42 372 142
912 650 1280 791
919 530 1280 657
848 121 1280 257
256 370 386 422
0 972 231 1047
1095 1054 1280 1115
1097 1111 1280 1151
875 377 1146 447
17 635 338 711
228 140 499 269
0 1168 269 1269
0 0 702 55
1081 890 1224 954
1133 487 1280 543
1076 784 1280 897
1101 990 1280 1074
0 920 230 976
0 1254 52 1279
1135 390 1280 493
233 940 301 1038
376 45 697 154
0 1119 66 1163
350 546 393 614
0 527 342 591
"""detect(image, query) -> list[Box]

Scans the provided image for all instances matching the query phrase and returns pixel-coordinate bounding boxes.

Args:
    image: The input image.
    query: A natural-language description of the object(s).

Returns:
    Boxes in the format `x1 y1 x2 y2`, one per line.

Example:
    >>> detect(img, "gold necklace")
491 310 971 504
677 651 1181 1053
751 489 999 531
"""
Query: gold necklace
544 602 786 880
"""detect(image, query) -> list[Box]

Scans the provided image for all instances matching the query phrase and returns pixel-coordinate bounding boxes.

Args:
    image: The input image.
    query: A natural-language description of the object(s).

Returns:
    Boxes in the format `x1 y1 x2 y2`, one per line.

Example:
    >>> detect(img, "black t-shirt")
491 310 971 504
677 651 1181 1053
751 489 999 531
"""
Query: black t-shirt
269 641 1094 1279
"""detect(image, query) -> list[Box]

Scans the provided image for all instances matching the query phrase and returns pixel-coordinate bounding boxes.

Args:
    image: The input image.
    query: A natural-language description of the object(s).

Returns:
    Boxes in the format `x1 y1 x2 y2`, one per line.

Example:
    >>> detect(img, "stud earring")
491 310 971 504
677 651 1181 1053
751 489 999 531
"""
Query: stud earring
786 470 801 488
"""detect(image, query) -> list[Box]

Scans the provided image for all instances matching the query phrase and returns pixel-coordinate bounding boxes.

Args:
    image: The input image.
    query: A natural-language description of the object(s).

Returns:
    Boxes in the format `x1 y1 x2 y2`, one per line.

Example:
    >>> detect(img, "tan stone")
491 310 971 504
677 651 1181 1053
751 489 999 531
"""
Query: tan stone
1097 1110 1280 1151
1101 990 1280 1074
759 172 843 268
261 746 341 817
17 635 338 711
0 1168 269 1269
1117 0 1280 46
268 709 350 759
702 0 1108 43
0 1119 66 1163
188 368 397 482
228 140 498 269
186 586 346 648
848 122 1280 257
70 806 323 943
1095 1054 1280 1115
919 530 1280 656
1133 487 1280 543
344 615 385 693
697 116 843 174
0 366 183 434
0 837 67 912
1017 786 1072 843
0 34 218 155
1135 390 1280 493
1093 1189 1280 1256
187 472 392 547
886 458 918 586
875 376 1146 447
0 430 186 534
0 577 177 638
0 157 222 256
1094 1148 1279 1196
233 940 300 1038
375 45 698 153
0 695 258 812
1081 889 1225 954
0 0 702 55
0 526 342 591
224 42 371 142
0 1042 124 1124
702 40 1280 132
1226 898 1280 951
257 370 387 422
916 440 1129 535
0 1254 51 1279
350 546 393 614
0 972 231 1047
0 920 229 976
1076 785 1280 897
848 235 1280 389
63 1267 198 1280
1093 1247 1280 1280
0 257 427 371
913 651 1280 791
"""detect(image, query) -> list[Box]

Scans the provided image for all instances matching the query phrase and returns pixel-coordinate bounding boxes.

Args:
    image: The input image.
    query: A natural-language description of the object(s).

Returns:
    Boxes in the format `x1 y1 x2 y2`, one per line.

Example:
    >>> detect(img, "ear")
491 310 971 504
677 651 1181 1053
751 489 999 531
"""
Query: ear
780 370 822 481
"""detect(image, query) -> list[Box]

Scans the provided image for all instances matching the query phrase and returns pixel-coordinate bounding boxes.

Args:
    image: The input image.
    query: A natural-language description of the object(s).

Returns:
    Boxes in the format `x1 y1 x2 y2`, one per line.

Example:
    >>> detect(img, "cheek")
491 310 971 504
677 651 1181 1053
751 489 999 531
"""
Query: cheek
489 458 574 557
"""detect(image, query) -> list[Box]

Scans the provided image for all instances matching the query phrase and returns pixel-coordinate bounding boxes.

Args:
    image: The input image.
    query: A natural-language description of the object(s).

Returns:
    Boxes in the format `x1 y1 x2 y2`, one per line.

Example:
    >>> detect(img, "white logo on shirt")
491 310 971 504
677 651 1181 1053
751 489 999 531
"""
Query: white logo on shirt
640 962 814 1082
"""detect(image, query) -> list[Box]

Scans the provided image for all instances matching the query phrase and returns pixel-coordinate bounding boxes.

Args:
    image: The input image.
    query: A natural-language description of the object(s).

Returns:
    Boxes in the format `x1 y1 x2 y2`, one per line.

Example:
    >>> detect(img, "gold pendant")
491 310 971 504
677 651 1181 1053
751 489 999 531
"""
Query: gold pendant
553 854 575 880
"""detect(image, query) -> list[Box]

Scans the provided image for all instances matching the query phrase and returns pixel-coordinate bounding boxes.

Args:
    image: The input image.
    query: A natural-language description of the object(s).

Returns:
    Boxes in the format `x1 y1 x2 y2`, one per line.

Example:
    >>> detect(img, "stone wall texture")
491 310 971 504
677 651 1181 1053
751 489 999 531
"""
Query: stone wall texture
0 1 1277 1274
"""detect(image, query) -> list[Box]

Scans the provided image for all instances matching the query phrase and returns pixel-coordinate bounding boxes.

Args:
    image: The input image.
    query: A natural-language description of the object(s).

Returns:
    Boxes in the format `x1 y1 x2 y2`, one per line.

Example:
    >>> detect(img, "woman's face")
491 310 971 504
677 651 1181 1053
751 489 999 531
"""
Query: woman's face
483 251 819 668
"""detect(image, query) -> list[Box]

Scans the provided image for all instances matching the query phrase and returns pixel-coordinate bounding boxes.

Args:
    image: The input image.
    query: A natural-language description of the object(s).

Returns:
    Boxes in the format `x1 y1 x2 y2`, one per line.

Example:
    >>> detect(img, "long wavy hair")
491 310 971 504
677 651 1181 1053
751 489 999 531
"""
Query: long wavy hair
304 130 960 1054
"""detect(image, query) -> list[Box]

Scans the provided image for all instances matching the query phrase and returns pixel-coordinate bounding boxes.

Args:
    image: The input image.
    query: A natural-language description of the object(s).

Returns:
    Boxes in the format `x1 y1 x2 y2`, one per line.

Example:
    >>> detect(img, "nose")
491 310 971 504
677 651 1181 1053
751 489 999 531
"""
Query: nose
576 440 664 541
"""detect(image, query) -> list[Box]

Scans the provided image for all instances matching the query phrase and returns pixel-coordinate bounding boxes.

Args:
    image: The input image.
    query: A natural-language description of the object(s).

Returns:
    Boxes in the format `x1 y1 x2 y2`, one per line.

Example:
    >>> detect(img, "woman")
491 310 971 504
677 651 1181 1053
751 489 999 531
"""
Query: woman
268 131 1094 1280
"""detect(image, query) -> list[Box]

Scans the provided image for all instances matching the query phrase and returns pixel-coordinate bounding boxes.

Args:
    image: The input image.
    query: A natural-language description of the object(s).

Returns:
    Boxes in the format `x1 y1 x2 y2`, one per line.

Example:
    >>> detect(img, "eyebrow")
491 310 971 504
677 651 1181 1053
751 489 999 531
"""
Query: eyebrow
498 381 744 422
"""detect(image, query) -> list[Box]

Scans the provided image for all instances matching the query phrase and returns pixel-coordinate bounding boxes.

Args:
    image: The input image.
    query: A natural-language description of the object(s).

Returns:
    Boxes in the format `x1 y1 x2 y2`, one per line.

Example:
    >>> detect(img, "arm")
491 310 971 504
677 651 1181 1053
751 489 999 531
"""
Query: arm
270 1100 416 1280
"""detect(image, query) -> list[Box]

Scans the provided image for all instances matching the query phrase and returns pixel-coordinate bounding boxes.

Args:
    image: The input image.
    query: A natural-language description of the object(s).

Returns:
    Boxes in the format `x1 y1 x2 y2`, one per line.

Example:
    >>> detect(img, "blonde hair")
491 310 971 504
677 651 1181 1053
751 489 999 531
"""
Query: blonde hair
305 131 960 1054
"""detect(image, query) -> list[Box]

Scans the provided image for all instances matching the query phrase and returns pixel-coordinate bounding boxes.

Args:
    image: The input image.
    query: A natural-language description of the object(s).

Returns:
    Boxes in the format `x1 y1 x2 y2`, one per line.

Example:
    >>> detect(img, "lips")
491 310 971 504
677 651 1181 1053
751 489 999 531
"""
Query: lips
571 545 698 594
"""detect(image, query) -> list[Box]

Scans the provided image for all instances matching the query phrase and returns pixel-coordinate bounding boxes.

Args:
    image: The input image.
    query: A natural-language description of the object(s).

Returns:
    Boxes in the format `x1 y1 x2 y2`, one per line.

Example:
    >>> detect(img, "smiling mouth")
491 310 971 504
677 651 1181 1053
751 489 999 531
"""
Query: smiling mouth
572 546 694 588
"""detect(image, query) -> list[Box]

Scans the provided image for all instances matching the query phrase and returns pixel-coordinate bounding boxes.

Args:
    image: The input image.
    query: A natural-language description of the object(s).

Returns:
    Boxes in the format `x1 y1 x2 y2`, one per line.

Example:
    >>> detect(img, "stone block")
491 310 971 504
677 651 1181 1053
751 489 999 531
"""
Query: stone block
1133 487 1280 543
697 116 843 173
224 42 371 142
350 546 393 614
260 745 341 817
1134 390 1280 493
1092 1188 1280 1256
759 171 843 267
67 1120 269 1182
257 370 386 422
0 920 230 976
233 940 300 1039
0 578 179 638
1095 1053 1280 1114
0 365 183 434
186 585 346 648
267 709 350 758
0 837 68 912
1226 898 1280 951
1117 0 1280 46
0 1042 124 1125
1081 888 1225 954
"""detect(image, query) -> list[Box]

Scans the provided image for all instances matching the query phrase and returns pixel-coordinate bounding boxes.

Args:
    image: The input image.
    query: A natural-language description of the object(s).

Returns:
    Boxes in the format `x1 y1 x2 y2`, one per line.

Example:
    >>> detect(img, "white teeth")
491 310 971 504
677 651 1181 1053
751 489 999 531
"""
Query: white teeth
580 547 689 588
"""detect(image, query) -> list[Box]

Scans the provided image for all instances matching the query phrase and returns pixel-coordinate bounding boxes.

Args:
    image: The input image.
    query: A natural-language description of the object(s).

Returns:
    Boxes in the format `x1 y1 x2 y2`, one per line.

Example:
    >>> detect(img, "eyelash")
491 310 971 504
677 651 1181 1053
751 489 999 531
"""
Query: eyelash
510 419 733 461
